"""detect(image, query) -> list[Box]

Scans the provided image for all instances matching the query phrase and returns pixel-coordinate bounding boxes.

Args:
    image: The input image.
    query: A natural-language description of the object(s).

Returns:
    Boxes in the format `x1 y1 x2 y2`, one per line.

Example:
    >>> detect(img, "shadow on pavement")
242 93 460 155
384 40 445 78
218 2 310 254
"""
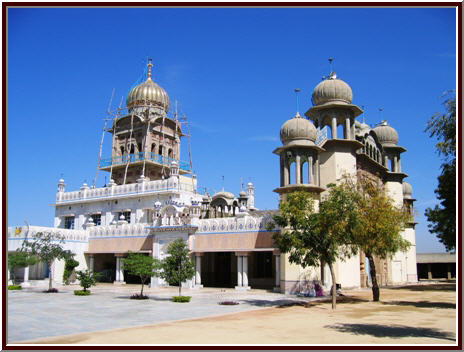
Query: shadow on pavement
325 323 455 342
238 299 306 307
381 300 456 309
390 284 455 291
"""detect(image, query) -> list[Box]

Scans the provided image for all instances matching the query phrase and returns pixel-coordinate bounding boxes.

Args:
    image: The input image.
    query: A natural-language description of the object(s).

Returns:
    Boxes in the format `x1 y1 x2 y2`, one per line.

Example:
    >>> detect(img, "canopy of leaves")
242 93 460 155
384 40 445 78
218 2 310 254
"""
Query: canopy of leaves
272 188 359 268
159 239 195 288
21 232 74 264
425 160 456 251
8 251 37 271
425 91 456 252
76 270 100 291
122 252 161 283
352 176 411 258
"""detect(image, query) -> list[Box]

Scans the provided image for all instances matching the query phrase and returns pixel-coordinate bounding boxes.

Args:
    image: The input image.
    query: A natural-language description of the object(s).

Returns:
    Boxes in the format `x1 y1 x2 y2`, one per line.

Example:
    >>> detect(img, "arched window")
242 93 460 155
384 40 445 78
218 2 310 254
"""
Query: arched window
120 146 125 155
151 143 156 153
302 161 309 184
289 161 296 184
159 145 163 156
129 144 135 154
168 148 173 158
137 143 142 153
337 124 344 140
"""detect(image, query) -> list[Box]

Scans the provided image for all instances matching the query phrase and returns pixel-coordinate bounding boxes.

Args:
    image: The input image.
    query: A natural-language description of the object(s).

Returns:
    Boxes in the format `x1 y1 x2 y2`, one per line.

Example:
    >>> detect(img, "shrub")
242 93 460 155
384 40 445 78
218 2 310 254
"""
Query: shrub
76 270 100 292
8 285 21 290
74 290 90 296
130 293 149 300
63 257 79 284
172 295 191 303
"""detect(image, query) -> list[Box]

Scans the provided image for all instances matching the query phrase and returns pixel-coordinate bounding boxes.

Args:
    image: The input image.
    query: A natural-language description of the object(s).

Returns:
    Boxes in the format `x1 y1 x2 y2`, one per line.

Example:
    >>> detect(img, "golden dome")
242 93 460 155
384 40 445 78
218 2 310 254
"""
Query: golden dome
126 60 170 112
312 72 353 106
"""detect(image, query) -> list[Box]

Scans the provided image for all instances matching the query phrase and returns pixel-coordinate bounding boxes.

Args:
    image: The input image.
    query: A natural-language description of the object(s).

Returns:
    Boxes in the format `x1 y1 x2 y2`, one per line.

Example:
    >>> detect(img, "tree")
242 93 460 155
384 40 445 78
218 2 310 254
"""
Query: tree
22 232 74 291
271 188 359 309
63 257 79 284
425 91 456 252
8 251 37 284
351 175 410 302
76 270 100 292
159 238 195 297
122 252 161 297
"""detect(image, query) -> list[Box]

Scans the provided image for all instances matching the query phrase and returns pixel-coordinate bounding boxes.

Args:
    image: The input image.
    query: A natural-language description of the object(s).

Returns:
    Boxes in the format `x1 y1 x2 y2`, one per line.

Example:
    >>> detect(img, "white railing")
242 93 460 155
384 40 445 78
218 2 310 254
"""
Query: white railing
196 215 275 234
57 177 196 204
87 223 150 238
8 225 88 242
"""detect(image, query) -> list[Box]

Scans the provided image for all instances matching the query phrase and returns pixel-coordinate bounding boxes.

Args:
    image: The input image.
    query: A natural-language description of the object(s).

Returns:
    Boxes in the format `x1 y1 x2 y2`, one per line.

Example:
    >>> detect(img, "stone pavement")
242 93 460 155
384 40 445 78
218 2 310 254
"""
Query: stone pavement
8 284 323 343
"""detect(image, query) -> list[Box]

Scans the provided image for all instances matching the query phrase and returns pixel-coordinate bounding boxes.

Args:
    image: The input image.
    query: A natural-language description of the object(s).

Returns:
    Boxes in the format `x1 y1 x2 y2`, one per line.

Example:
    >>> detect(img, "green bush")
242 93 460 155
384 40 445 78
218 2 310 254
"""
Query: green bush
74 290 90 296
172 295 191 303
63 257 79 284
8 285 21 290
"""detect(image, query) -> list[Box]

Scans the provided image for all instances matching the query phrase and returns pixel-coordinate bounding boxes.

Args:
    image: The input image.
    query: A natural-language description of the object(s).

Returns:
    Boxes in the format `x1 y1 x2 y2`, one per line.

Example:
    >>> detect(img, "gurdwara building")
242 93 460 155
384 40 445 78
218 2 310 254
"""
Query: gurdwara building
8 60 418 293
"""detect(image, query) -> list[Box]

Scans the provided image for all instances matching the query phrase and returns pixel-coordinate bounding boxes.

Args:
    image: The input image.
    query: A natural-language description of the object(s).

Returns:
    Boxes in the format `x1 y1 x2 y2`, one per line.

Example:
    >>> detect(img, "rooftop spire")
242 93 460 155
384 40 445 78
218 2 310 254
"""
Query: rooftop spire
294 88 301 117
147 58 153 80
328 57 334 74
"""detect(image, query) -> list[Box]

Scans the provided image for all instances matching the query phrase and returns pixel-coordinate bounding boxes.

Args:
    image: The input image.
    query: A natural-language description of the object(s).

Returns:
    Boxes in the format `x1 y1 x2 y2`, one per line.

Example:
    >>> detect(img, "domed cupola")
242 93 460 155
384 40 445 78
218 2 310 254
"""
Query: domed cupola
126 59 170 112
312 72 353 106
402 182 413 199
373 120 399 146
280 113 317 145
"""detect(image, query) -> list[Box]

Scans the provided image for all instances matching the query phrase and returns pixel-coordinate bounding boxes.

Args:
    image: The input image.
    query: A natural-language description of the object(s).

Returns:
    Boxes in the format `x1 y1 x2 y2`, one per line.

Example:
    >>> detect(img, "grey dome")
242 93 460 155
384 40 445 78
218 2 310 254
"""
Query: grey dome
312 72 353 106
373 120 399 146
212 191 235 200
403 182 413 199
280 113 317 144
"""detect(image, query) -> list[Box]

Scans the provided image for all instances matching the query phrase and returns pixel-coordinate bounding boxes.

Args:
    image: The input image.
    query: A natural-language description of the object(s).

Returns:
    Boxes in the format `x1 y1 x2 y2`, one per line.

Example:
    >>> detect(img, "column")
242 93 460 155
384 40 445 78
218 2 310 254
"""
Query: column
314 157 319 186
384 155 388 168
242 256 249 287
89 255 94 272
115 256 120 282
119 258 125 282
427 263 432 280
23 266 29 285
331 117 337 139
284 157 289 186
398 157 402 172
195 255 203 287
308 156 313 185
295 154 301 184
280 155 284 187
236 256 243 287
447 264 452 280
275 255 281 287
393 156 398 172
345 117 350 140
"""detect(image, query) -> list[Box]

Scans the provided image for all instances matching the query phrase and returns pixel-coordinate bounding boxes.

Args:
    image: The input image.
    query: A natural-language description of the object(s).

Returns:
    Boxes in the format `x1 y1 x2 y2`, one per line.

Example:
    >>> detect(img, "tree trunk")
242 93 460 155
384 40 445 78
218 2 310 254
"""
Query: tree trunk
367 255 380 301
328 262 337 309
141 280 144 296
48 262 53 291
179 280 181 296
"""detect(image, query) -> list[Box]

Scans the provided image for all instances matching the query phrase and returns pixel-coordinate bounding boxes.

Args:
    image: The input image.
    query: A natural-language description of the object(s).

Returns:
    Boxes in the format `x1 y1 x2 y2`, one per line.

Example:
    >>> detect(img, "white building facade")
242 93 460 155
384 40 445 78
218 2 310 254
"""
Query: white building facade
8 61 417 293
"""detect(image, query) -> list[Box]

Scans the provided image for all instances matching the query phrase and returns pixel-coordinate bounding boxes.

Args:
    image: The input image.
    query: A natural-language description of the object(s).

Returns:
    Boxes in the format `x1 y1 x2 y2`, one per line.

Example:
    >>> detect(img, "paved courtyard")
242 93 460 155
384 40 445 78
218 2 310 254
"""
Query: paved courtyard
8 284 315 343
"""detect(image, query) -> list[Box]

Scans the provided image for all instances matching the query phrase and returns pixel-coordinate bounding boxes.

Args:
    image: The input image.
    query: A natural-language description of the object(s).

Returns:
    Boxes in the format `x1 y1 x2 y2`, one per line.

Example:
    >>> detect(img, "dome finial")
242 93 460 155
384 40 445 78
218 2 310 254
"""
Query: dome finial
294 88 301 117
328 57 334 74
147 58 153 80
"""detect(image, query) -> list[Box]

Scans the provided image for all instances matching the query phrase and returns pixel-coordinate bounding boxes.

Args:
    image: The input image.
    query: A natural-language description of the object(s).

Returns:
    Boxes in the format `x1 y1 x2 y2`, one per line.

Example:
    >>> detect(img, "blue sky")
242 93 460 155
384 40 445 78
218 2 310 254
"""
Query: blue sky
7 7 456 253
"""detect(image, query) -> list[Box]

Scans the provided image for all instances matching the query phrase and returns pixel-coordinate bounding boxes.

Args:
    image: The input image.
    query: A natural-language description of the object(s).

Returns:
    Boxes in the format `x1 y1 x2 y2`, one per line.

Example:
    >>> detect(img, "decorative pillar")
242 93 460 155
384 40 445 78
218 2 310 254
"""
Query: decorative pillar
23 266 30 284
114 255 126 284
115 257 120 282
89 255 94 272
384 155 388 168
314 157 319 186
242 256 249 287
195 254 203 287
295 154 301 184
308 156 313 184
345 117 350 140
275 255 281 288
236 256 243 287
398 157 402 172
331 117 337 139
393 156 398 172
280 155 284 187
427 263 432 280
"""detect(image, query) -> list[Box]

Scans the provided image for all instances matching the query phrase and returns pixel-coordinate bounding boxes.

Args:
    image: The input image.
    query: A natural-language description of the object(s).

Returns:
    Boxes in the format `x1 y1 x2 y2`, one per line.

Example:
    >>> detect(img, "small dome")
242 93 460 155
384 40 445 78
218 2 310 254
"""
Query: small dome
280 113 317 144
403 182 413 199
212 191 235 200
239 190 247 197
373 120 399 146
312 72 353 106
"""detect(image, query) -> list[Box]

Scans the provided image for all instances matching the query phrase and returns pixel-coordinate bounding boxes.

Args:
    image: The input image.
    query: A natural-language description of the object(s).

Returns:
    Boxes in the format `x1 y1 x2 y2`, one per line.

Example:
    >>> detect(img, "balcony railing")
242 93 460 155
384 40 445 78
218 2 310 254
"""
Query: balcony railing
100 152 190 172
